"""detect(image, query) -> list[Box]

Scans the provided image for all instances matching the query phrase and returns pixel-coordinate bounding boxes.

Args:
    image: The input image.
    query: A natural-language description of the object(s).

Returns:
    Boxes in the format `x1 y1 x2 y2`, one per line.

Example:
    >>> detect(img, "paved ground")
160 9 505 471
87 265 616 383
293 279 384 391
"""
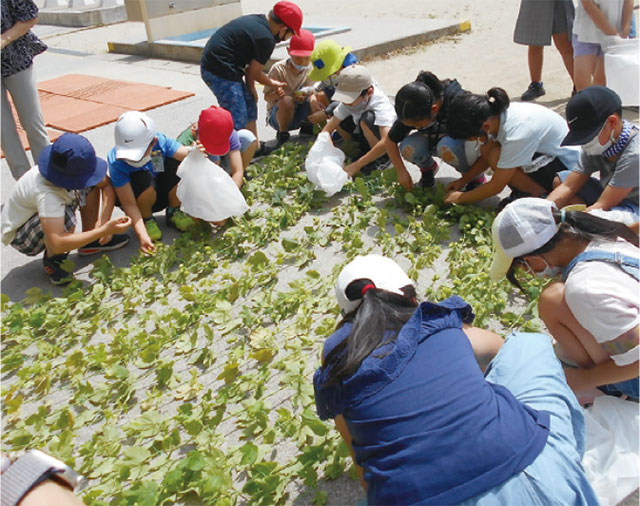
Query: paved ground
1 1 638 504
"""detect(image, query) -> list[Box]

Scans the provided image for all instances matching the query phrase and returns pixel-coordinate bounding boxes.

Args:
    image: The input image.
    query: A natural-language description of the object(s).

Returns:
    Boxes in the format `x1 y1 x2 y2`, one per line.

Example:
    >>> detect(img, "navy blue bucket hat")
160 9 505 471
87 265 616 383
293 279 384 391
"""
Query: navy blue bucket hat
38 133 107 189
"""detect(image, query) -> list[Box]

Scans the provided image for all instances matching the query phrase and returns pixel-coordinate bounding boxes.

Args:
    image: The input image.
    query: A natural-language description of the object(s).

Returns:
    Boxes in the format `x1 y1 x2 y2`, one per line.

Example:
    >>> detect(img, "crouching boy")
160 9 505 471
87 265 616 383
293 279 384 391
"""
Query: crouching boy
1 133 131 284
109 111 192 255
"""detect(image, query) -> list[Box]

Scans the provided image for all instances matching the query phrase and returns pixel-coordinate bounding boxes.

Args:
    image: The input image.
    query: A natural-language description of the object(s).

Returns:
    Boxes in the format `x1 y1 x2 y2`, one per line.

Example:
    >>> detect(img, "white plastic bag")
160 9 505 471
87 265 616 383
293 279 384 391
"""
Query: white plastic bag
305 132 348 196
603 36 639 106
176 149 248 222
582 396 640 506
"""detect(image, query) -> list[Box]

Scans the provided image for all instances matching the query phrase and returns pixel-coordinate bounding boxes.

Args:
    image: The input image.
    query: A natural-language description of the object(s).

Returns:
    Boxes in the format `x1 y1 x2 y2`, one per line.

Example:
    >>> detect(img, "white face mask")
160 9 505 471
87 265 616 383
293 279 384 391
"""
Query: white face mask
522 258 562 279
582 123 614 156
288 58 310 72
126 154 151 168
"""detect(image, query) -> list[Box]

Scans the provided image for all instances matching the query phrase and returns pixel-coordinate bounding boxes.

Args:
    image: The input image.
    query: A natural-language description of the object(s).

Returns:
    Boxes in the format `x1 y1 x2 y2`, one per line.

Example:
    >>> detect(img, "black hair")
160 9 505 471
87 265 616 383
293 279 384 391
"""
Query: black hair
415 70 444 99
506 209 639 290
446 87 510 139
321 279 418 386
268 10 283 24
395 81 434 121
359 86 373 98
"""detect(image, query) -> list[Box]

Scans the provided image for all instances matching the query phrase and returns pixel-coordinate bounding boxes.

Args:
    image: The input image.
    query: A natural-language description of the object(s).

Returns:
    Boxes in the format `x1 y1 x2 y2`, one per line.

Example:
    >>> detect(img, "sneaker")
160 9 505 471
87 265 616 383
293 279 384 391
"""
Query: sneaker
43 253 73 285
463 174 486 192
276 131 291 145
298 122 315 136
361 154 391 176
253 141 275 159
78 234 130 256
521 81 546 101
166 207 195 232
144 217 162 241
418 160 439 188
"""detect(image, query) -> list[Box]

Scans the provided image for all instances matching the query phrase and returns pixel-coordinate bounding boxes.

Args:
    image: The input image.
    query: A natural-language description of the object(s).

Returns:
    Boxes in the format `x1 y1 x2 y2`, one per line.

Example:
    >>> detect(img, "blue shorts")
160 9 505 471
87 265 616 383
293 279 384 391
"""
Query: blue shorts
572 33 603 57
268 98 311 131
208 128 256 173
201 69 257 130
399 132 481 174
460 332 599 506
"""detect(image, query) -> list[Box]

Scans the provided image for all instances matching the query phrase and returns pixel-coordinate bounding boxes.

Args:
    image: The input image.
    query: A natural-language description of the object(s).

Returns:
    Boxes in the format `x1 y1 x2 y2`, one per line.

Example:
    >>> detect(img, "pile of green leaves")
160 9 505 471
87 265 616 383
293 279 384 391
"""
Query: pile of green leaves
1 142 544 505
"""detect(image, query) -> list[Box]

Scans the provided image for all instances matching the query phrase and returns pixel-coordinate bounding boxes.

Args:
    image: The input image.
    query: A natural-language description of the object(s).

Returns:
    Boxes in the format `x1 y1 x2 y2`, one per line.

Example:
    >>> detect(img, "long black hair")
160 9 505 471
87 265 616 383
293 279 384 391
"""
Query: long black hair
415 70 444 100
395 80 434 121
507 209 639 290
321 279 418 385
446 87 510 139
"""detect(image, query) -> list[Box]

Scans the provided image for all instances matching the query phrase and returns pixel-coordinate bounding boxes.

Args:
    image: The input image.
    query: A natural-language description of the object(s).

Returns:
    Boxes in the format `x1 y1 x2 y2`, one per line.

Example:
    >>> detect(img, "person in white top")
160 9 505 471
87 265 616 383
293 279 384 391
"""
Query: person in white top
443 87 580 206
490 197 639 401
320 65 396 177
1 133 131 285
572 0 634 90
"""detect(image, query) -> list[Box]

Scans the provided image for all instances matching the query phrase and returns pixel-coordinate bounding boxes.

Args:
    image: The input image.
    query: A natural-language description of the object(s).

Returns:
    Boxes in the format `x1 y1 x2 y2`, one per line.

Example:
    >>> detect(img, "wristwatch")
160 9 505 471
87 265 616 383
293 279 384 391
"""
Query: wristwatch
0 450 85 506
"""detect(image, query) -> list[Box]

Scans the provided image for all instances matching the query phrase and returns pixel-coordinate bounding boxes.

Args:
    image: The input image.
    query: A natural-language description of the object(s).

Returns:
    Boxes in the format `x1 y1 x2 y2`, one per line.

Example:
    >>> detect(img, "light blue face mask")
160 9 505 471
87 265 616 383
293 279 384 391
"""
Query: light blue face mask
288 58 310 72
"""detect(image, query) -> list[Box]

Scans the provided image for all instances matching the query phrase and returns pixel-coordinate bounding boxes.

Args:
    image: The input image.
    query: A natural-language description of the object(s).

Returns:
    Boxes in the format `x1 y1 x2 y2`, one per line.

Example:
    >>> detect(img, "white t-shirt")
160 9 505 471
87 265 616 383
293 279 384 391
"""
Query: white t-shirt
574 0 625 45
334 85 397 128
564 238 640 366
495 102 581 172
1 167 75 245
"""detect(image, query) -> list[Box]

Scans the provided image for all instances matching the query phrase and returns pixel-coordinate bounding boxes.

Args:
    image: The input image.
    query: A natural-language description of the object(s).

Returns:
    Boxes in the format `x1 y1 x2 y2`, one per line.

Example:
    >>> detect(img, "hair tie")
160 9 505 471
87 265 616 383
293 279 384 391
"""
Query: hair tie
485 94 495 104
560 209 566 224
361 284 375 297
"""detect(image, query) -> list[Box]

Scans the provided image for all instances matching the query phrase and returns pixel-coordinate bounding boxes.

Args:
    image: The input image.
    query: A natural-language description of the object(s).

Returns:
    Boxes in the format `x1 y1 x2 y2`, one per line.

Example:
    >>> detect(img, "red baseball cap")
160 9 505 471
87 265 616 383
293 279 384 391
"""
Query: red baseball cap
198 106 233 156
273 1 303 34
288 29 314 57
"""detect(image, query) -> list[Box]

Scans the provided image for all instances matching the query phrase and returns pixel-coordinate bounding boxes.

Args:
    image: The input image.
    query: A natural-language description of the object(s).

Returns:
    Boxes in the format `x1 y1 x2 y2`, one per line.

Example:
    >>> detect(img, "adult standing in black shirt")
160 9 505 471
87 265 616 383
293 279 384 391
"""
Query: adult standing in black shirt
201 1 303 146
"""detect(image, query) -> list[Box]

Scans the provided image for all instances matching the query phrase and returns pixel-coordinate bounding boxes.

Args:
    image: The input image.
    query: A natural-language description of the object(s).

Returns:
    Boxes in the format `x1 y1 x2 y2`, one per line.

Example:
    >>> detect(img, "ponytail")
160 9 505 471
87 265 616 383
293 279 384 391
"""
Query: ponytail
506 209 639 290
415 70 444 99
446 87 510 139
322 279 418 385
395 81 434 121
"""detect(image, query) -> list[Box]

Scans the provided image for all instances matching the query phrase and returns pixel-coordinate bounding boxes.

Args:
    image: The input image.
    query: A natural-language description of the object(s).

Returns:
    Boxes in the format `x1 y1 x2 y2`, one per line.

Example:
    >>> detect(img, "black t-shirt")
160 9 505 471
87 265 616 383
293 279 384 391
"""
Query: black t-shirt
201 14 276 81
388 79 465 151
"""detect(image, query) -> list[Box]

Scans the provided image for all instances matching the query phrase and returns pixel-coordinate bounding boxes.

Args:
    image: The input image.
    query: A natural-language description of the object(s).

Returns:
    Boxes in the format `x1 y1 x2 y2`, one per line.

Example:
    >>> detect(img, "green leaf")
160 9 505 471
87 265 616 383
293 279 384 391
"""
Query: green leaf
281 238 299 252
122 446 150 464
239 442 259 466
186 450 205 471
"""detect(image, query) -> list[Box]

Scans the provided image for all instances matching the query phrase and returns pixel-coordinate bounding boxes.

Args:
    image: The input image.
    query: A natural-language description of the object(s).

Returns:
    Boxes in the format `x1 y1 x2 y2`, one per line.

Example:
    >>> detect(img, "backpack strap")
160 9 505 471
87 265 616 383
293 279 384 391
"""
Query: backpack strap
562 250 640 281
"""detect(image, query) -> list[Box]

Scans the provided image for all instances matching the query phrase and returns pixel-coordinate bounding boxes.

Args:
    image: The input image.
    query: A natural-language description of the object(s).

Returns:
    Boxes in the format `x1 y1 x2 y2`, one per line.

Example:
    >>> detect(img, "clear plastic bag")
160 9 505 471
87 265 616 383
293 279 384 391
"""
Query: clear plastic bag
582 396 640 506
603 36 639 106
176 149 248 222
305 132 348 196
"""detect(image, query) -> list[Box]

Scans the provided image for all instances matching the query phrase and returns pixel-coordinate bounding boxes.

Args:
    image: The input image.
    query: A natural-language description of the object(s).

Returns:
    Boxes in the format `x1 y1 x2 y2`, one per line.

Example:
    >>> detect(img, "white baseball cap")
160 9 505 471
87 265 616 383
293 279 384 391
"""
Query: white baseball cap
114 111 156 162
490 198 560 281
332 65 374 104
335 254 414 314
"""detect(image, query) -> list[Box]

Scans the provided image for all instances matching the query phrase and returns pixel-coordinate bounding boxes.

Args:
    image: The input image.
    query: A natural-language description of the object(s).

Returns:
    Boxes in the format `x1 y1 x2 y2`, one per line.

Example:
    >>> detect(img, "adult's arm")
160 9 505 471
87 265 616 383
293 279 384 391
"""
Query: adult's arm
0 17 37 49
114 183 155 254
384 135 412 191
587 184 632 211
547 171 591 208
21 480 85 506
580 0 619 36
41 215 130 255
334 415 367 493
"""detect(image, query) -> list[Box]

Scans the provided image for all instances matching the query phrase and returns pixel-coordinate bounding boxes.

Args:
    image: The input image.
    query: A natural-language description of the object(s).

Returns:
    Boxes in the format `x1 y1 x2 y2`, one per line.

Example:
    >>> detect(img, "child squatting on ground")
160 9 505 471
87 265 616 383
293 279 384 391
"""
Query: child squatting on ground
264 29 320 145
1 133 131 285
313 254 599 505
108 111 193 255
